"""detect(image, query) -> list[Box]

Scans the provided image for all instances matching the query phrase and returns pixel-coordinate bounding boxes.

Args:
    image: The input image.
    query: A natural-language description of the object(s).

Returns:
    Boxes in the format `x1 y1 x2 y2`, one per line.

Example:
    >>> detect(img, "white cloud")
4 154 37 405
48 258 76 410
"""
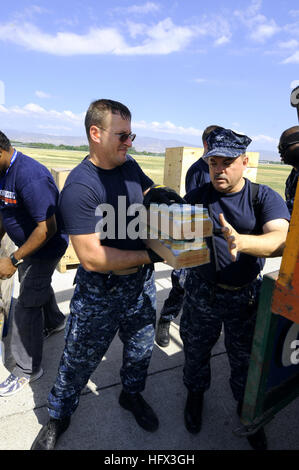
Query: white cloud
234 0 280 43
251 20 280 42
291 80 299 89
279 39 299 49
0 101 206 140
0 19 198 56
283 51 299 64
133 119 202 137
35 90 51 99
193 78 207 84
289 10 299 18
214 35 230 46
0 103 85 128
252 134 278 145
126 2 160 15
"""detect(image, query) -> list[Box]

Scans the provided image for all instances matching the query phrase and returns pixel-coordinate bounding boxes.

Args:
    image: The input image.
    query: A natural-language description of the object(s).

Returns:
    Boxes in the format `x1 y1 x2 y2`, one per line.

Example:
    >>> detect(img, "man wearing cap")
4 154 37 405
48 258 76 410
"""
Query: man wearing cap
180 128 290 450
278 125 299 215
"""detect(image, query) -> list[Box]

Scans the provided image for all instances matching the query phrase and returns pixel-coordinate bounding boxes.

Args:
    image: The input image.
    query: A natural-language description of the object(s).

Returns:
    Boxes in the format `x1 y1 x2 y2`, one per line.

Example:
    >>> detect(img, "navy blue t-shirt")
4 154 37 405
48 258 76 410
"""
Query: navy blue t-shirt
185 157 210 193
0 151 68 259
185 178 290 286
59 155 153 251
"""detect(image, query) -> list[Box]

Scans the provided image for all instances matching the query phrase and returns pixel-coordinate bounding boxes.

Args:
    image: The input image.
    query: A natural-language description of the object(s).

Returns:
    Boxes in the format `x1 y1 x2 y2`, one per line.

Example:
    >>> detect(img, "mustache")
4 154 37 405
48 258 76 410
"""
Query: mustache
214 175 228 181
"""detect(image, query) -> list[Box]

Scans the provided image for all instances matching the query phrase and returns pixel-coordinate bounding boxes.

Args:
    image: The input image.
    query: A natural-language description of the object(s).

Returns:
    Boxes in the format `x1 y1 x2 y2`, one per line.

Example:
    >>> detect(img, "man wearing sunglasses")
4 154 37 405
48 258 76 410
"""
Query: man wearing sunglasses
31 99 185 450
278 125 299 215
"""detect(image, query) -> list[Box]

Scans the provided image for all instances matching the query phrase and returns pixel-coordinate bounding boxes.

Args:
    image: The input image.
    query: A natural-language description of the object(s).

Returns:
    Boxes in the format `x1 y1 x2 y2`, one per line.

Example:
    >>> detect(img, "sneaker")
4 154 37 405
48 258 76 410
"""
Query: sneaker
31 416 71 450
44 318 66 339
155 320 171 347
0 368 43 397
119 390 159 432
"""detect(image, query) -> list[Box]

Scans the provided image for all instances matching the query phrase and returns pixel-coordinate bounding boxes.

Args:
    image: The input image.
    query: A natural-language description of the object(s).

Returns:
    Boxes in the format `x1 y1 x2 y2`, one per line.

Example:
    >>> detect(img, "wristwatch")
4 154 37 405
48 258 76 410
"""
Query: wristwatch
10 253 24 267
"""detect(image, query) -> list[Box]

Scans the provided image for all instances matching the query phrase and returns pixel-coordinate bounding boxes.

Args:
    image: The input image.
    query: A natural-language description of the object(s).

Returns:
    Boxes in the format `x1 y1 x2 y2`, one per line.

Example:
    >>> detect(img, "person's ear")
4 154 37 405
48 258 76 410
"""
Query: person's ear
89 126 101 143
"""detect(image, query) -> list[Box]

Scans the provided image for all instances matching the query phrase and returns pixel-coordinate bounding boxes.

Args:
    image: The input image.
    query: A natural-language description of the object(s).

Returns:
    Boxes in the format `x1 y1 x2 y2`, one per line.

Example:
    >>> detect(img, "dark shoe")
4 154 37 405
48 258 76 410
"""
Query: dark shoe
44 318 67 339
119 391 159 432
31 417 71 450
247 427 267 451
155 320 170 347
184 391 204 434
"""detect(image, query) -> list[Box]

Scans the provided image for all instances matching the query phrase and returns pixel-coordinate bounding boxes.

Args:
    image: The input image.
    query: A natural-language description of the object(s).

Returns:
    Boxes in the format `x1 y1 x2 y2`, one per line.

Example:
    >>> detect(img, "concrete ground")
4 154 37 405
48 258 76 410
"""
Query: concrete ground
0 257 299 454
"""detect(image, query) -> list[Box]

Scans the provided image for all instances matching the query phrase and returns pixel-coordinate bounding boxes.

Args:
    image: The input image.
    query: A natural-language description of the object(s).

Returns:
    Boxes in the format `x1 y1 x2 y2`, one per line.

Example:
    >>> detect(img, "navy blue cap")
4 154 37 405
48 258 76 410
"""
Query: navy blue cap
204 128 252 159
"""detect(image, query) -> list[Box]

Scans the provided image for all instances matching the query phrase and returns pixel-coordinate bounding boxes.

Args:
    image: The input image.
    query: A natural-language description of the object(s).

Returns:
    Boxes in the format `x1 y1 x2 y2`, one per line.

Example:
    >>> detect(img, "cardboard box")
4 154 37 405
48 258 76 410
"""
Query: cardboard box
147 237 210 269
146 204 213 240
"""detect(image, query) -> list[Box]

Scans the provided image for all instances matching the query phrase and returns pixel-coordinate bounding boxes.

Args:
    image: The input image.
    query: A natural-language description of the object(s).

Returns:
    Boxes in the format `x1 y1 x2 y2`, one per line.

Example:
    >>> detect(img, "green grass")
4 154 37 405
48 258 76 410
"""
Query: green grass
16 145 291 198
256 164 291 197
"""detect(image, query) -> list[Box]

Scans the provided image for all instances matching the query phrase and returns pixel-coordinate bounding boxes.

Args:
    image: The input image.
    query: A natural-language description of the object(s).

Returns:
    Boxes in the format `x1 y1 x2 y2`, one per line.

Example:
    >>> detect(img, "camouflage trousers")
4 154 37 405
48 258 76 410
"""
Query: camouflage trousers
47 265 156 419
160 268 186 322
180 270 262 402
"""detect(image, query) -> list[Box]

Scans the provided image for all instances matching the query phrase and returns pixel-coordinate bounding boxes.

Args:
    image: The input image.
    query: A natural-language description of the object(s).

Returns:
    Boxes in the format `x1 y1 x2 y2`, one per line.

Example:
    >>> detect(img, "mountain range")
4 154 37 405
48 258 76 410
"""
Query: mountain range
3 128 281 161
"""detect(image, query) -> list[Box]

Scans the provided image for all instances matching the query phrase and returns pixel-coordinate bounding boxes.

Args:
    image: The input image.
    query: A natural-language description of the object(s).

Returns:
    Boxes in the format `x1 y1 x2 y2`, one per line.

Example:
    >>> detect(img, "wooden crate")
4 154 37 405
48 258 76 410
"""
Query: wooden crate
51 167 80 273
57 242 80 273
51 168 72 190
163 147 260 195
163 147 204 195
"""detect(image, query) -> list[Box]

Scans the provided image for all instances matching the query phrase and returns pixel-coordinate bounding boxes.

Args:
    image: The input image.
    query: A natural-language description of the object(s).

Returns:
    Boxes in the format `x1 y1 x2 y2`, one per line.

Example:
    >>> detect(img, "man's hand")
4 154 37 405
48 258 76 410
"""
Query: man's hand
219 213 240 262
219 213 289 260
0 257 17 279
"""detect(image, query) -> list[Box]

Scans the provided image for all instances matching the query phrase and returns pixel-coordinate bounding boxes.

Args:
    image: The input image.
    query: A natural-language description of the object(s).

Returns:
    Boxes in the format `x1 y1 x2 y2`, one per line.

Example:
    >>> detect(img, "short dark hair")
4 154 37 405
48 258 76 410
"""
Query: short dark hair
0 131 11 151
85 99 131 140
202 125 224 144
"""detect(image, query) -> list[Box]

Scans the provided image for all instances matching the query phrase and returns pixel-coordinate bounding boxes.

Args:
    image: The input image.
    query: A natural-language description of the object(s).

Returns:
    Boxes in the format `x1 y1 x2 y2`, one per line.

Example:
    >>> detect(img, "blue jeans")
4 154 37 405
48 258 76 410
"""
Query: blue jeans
11 257 64 378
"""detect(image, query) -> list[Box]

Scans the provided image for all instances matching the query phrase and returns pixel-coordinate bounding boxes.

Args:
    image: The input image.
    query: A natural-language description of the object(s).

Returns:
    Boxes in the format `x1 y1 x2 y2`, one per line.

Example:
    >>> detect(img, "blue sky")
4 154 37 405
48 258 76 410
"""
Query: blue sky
0 0 299 151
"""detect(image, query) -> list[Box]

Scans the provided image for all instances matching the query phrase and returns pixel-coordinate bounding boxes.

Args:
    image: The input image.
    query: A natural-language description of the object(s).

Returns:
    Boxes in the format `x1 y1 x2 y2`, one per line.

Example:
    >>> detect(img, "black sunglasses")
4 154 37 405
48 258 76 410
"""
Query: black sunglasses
98 127 136 143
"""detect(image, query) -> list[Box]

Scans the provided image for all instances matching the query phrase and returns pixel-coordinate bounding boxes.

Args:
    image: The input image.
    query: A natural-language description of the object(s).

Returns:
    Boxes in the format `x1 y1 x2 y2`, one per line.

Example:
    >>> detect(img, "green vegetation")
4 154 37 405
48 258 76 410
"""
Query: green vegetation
15 145 291 198
13 141 89 151
256 164 291 197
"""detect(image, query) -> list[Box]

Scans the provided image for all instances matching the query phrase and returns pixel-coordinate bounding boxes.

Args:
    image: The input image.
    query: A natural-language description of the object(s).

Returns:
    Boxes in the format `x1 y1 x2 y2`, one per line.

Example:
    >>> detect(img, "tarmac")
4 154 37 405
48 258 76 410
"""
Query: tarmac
0 256 299 455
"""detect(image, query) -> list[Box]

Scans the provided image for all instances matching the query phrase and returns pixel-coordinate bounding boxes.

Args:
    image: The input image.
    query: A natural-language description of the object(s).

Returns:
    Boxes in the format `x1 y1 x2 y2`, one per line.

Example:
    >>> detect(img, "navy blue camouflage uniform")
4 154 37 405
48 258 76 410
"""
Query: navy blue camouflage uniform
180 129 290 403
48 265 155 418
47 155 156 419
180 270 261 401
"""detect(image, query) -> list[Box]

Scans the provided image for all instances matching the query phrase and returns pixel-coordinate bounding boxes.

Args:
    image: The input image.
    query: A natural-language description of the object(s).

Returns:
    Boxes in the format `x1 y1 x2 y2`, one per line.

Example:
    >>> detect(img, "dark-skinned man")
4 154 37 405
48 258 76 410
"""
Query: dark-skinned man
278 125 299 215
0 131 68 396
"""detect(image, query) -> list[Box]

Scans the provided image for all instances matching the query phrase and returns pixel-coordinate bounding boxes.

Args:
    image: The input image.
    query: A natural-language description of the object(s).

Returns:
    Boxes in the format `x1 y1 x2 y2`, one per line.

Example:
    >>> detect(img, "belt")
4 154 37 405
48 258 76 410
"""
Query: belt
216 276 259 291
99 266 140 276
216 282 251 291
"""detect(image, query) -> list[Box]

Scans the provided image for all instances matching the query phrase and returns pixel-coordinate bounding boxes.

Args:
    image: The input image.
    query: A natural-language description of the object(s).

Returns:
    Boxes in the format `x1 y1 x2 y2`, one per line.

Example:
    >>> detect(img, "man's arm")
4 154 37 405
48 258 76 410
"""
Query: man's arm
70 232 152 272
219 213 289 262
0 215 57 279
